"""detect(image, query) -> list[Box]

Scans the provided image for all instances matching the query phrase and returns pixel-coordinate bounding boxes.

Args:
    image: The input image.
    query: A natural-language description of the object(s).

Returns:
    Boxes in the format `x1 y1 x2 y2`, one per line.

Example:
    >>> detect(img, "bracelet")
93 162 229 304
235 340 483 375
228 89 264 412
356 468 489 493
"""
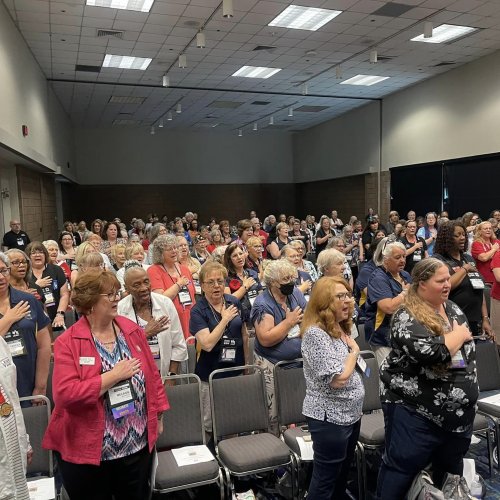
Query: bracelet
176 283 182 290
56 311 65 316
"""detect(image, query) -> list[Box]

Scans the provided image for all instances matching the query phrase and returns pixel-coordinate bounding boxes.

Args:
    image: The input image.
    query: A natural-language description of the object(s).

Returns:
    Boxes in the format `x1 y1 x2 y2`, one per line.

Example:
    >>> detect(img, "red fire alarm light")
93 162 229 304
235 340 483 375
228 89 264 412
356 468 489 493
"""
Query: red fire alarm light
22 125 28 137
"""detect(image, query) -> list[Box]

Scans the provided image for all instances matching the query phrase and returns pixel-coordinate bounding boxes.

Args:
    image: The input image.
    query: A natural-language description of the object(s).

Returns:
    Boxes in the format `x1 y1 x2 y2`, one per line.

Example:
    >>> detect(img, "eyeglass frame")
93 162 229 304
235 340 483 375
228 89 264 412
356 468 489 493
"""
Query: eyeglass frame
99 290 121 301
0 268 11 277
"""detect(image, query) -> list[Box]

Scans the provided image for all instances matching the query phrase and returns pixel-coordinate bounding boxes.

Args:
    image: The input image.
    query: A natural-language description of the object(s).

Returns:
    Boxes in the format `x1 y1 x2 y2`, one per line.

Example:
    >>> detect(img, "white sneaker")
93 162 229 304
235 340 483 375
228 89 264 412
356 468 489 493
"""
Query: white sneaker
471 435 481 445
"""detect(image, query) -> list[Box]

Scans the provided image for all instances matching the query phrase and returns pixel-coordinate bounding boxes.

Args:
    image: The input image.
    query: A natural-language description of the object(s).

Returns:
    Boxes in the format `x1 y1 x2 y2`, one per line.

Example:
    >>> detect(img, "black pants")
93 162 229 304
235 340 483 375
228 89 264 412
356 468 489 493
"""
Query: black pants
376 403 471 499
55 446 153 500
306 416 361 500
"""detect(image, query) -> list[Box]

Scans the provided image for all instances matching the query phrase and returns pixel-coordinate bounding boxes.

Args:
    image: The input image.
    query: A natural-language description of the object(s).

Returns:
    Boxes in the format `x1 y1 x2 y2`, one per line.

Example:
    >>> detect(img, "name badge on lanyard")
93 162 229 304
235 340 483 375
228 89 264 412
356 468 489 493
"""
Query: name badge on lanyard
413 251 422 261
356 355 371 377
248 289 258 306
17 237 24 246
43 286 55 307
219 337 237 363
193 279 202 295
5 330 27 357
468 272 485 290
148 335 161 359
450 349 467 369
107 380 137 419
178 286 192 306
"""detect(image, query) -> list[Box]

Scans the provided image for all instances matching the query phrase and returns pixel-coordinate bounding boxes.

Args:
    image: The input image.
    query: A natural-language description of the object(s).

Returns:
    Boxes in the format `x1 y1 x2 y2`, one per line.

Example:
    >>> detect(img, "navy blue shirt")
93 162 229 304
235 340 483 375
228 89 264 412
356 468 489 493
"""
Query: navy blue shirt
365 267 412 347
189 294 246 382
226 268 262 319
3 286 50 399
250 288 307 364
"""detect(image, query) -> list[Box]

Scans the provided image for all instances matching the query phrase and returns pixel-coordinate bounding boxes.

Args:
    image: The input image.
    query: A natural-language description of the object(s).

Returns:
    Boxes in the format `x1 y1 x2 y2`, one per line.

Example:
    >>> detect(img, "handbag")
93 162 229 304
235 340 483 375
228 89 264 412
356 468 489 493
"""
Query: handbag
407 470 445 500
441 474 475 500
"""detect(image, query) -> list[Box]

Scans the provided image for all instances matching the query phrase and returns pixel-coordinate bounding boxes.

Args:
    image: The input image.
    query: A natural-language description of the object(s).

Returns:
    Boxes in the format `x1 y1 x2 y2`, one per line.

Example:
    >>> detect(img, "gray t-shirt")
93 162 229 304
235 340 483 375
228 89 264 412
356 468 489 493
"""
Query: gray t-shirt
301 326 364 425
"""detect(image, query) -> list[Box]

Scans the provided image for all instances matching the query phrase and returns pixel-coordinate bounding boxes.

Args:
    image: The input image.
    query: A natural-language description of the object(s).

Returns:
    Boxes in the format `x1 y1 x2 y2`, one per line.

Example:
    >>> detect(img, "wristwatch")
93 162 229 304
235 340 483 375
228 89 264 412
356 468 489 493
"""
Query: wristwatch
56 311 65 316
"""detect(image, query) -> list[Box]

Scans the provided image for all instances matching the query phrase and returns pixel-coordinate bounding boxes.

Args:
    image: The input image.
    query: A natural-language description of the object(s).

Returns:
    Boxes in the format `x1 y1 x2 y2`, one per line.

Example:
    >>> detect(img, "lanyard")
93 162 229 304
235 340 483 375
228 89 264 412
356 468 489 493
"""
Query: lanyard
132 299 152 326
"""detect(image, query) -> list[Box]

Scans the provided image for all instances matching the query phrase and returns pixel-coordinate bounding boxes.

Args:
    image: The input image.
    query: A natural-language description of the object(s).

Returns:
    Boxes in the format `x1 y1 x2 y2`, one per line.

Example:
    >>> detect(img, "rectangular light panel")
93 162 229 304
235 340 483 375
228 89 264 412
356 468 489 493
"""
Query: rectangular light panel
86 0 154 13
340 75 390 86
102 54 152 70
269 5 342 31
232 66 282 79
411 24 477 44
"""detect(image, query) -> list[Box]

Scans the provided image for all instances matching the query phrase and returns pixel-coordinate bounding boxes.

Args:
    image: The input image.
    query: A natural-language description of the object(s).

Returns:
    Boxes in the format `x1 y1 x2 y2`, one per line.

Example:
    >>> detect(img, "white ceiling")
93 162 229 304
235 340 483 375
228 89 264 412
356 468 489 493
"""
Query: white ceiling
4 0 500 133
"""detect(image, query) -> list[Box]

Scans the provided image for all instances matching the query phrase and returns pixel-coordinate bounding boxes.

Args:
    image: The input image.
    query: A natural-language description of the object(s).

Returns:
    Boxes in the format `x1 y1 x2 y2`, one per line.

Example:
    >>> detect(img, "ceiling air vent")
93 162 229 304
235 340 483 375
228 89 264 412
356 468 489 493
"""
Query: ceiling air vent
75 64 101 73
253 45 277 51
97 29 124 39
434 61 456 67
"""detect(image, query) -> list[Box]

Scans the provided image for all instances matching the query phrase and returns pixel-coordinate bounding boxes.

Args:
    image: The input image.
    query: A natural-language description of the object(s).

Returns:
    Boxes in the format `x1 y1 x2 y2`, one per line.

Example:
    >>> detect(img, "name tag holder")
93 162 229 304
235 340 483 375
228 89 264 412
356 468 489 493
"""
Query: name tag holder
106 380 137 419
193 280 202 295
219 337 237 364
450 349 467 369
468 271 485 290
178 287 192 306
148 335 161 359
43 287 55 307
248 289 258 306
356 355 371 377
5 330 27 357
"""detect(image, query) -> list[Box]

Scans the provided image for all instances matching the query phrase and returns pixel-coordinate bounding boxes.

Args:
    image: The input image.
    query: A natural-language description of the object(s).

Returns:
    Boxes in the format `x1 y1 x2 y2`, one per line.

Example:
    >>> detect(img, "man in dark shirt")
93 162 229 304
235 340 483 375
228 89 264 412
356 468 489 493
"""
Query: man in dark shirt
2 220 30 251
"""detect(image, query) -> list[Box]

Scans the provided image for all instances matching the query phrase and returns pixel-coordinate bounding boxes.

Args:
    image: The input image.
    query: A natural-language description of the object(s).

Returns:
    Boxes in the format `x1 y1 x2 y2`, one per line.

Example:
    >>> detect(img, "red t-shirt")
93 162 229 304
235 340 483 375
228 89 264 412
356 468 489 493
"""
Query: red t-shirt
490 251 500 300
471 240 499 284
147 263 195 339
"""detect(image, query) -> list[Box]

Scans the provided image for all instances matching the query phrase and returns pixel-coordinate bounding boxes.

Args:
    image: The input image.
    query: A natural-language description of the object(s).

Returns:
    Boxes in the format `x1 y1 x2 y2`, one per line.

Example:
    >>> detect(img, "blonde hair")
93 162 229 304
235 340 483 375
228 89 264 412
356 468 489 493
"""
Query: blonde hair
473 220 494 244
111 243 126 261
402 258 449 337
125 242 144 259
300 276 353 339
75 241 96 267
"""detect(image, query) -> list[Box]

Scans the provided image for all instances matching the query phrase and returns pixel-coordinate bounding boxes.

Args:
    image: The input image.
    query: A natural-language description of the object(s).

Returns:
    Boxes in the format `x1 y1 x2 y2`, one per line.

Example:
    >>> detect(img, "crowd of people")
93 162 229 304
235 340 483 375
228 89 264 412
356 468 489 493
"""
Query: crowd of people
0 206 499 499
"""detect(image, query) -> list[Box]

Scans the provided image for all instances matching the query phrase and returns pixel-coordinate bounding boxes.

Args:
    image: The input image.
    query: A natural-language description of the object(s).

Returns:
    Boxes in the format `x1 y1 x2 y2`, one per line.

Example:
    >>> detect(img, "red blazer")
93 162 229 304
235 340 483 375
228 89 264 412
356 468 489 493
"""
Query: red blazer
42 315 169 465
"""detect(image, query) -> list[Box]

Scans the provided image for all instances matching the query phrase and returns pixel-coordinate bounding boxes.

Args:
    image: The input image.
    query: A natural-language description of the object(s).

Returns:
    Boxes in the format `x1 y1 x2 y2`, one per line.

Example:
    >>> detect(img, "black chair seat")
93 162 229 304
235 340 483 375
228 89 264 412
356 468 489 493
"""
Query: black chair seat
478 390 500 418
359 412 385 446
155 450 220 490
218 433 291 473
473 413 489 430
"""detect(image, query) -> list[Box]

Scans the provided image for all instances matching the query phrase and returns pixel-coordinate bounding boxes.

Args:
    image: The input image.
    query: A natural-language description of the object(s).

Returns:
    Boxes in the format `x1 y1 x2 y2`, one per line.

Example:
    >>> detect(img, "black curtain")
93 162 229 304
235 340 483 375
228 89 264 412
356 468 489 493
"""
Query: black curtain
390 163 443 218
444 155 500 220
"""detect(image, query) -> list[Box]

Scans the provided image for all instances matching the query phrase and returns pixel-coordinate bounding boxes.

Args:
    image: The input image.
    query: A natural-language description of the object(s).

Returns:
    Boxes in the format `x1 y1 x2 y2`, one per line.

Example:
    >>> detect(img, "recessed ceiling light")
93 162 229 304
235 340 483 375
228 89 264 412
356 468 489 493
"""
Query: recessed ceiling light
340 74 390 86
232 66 282 79
86 0 154 12
102 54 151 70
411 24 477 44
269 5 342 31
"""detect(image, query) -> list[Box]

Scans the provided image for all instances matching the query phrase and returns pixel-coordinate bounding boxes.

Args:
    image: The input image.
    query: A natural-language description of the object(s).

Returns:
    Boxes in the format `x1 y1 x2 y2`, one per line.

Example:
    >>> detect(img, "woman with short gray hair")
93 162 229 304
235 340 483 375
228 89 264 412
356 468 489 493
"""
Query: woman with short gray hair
144 223 168 265
289 239 318 282
316 248 346 277
365 240 412 365
147 235 195 341
250 259 307 433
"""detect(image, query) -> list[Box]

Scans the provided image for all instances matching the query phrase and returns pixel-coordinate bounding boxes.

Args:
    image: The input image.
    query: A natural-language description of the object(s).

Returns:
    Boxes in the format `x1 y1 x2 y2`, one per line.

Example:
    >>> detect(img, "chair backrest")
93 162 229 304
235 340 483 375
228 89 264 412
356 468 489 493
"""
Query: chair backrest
475 340 500 391
187 343 196 374
359 351 381 412
210 365 269 443
46 359 54 409
274 359 306 428
355 324 370 351
19 395 52 477
248 337 255 365
157 374 204 450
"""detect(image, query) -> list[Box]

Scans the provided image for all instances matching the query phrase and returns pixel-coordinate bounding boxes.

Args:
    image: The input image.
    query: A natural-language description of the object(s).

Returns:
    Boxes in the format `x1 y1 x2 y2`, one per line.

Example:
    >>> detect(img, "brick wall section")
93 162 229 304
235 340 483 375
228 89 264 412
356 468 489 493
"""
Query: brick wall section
364 171 390 223
16 166 57 242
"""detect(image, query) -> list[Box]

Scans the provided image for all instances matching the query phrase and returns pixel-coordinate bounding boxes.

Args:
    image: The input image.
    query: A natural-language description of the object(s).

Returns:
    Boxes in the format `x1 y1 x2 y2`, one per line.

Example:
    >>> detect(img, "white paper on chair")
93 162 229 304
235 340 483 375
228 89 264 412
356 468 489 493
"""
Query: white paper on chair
27 477 55 500
296 436 314 461
478 391 500 407
172 445 215 466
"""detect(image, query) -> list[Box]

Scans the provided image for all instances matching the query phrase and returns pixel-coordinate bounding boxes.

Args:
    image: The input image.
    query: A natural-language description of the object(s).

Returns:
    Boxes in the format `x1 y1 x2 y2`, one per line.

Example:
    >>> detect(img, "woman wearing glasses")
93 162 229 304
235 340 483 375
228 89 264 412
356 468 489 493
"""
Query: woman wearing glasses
377 259 477 499
0 252 51 404
26 242 69 330
189 262 249 434
43 270 168 500
5 249 44 302
300 276 363 500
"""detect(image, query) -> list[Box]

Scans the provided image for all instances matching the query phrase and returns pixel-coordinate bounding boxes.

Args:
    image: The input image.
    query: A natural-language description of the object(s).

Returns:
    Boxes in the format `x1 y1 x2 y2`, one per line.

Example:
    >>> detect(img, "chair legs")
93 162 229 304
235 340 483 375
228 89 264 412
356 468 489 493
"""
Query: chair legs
355 443 366 500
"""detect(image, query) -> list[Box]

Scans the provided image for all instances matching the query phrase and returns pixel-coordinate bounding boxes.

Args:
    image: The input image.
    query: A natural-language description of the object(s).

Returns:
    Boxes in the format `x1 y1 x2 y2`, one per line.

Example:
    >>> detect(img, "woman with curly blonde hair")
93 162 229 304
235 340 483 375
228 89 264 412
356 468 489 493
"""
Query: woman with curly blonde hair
300 276 362 500
377 258 477 499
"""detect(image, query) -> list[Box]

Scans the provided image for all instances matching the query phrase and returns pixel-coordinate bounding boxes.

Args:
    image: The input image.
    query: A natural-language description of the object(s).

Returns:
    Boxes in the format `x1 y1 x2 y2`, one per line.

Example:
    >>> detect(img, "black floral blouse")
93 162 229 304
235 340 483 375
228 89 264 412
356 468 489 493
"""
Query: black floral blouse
380 301 478 433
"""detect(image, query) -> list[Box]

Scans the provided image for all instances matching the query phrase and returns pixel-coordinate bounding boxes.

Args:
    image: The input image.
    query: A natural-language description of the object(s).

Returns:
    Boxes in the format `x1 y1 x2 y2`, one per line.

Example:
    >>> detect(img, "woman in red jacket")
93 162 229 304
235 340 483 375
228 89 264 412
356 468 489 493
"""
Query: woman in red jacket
43 270 168 500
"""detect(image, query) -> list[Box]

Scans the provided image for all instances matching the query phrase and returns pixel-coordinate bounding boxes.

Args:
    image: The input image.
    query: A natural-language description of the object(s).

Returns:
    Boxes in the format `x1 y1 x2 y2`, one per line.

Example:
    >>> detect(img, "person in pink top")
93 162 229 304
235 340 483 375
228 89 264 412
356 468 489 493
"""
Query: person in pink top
42 270 168 500
147 234 195 342
471 220 500 285
490 250 500 346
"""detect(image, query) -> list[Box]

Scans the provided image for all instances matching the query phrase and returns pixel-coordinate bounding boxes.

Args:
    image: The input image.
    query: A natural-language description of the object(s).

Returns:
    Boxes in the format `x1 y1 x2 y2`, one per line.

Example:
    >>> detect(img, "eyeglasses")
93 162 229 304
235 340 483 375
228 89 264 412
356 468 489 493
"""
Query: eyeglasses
100 290 121 301
30 250 45 256
335 292 353 301
204 280 225 288
130 279 150 290
0 268 11 276
10 260 27 267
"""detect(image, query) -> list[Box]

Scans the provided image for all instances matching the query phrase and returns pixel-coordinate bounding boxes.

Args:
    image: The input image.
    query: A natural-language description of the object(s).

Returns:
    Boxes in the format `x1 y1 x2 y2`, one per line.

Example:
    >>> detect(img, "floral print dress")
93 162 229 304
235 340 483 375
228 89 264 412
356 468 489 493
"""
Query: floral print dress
380 301 478 433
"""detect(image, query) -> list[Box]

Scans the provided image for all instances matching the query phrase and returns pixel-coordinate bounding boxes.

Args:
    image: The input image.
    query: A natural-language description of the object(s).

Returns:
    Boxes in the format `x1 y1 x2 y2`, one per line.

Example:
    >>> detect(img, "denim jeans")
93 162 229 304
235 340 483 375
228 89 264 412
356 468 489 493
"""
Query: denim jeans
377 403 472 500
306 416 361 500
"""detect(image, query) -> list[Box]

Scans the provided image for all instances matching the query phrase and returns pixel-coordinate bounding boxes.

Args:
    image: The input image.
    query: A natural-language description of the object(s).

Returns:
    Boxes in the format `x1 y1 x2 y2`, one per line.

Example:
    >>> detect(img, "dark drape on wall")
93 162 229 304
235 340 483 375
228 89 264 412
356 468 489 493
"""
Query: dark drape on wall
444 155 500 219
390 163 443 218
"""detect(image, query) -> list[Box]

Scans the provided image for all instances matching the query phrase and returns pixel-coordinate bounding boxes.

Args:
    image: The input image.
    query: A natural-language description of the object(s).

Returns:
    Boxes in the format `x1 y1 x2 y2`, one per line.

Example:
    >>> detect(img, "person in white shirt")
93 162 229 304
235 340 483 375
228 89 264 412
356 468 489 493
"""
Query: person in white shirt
117 267 187 379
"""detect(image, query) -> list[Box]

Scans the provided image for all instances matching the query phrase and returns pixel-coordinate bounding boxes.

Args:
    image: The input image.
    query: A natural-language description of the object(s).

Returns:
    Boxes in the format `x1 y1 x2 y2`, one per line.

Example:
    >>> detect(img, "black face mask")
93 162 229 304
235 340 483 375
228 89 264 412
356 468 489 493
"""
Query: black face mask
279 282 295 296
